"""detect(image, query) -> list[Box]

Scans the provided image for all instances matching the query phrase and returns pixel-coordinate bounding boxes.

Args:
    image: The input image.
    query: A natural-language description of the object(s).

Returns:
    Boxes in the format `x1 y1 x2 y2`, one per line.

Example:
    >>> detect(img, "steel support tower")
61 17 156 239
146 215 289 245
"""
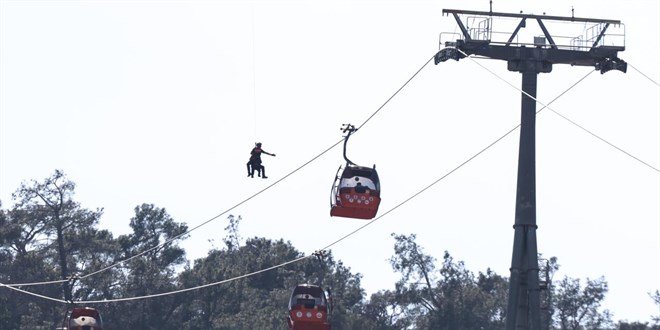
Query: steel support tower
436 8 626 329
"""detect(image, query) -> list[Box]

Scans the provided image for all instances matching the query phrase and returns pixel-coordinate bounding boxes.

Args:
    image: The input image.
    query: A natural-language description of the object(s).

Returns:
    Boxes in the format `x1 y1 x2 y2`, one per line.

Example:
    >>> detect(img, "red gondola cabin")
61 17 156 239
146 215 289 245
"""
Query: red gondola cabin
68 307 103 330
287 284 332 330
330 124 381 220
330 165 381 219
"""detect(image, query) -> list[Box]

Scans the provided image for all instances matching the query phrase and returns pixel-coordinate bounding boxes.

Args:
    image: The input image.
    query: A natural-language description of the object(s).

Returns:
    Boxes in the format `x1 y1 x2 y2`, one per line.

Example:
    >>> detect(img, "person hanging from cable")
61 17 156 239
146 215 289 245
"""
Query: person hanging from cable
247 142 275 179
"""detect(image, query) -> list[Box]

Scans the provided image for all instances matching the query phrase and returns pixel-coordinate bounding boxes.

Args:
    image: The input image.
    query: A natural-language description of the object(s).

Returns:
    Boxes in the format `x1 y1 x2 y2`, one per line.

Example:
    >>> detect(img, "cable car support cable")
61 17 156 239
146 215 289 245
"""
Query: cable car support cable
356 55 435 130
318 69 597 251
2 53 437 288
453 47 660 173
0 69 594 304
628 62 660 87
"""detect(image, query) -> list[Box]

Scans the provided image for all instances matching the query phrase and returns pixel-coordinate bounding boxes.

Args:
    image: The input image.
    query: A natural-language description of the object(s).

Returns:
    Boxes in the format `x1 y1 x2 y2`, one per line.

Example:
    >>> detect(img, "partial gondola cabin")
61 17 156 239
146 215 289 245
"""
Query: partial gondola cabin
287 284 331 330
68 307 103 330
330 165 381 219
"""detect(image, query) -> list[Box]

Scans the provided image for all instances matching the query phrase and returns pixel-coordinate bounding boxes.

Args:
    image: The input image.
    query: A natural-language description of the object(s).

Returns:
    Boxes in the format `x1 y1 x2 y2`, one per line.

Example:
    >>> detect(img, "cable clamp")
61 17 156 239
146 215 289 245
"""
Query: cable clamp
67 273 80 285
313 250 327 261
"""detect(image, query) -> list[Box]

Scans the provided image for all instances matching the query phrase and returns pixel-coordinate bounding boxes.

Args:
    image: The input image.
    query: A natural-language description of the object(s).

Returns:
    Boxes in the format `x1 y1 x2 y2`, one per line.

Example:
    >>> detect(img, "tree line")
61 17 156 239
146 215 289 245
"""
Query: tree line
1 171 658 329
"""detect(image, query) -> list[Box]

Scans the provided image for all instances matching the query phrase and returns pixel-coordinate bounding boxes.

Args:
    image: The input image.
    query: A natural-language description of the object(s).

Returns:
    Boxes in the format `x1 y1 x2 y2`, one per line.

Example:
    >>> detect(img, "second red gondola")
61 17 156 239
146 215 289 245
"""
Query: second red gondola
330 164 380 219
67 307 103 330
330 124 381 220
287 284 332 330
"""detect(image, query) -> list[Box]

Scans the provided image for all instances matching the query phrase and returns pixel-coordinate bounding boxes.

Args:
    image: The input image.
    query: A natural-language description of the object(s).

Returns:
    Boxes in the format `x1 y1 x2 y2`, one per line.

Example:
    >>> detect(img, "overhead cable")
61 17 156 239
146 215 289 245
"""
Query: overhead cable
454 48 660 173
4 141 340 287
0 282 68 303
547 109 659 173
3 68 592 304
357 55 435 130
3 279 68 287
4 54 437 288
629 63 660 87
1 255 310 304
318 69 596 251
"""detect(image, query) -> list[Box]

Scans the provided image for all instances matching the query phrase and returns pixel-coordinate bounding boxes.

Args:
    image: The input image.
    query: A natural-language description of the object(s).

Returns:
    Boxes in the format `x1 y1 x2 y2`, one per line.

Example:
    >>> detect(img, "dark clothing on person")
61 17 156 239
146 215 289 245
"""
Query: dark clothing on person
247 146 274 178
247 159 263 178
250 147 265 162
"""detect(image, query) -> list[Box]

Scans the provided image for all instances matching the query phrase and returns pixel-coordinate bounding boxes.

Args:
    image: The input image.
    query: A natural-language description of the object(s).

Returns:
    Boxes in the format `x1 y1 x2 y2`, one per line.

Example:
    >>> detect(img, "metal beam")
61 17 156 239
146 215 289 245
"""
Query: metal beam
452 13 471 41
443 9 621 24
536 19 558 49
591 23 610 49
453 40 624 68
506 18 526 46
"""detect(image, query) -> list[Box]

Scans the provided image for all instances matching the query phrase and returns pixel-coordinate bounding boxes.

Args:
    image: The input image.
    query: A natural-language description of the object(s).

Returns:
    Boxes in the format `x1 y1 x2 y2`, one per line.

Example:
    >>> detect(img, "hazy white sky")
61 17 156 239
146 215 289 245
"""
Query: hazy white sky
1 0 658 322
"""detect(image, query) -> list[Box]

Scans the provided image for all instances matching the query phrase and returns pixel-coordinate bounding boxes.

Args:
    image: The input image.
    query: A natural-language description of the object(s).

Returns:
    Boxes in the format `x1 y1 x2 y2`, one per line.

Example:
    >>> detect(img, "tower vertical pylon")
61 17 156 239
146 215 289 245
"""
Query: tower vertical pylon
507 68 541 329
435 8 626 329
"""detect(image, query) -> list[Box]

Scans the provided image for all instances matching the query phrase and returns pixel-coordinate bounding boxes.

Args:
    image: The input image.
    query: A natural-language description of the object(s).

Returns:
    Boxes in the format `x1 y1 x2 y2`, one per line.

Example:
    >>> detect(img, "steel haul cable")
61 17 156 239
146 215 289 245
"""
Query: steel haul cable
317 69 596 253
3 54 436 288
1 68 593 304
547 109 659 173
629 63 660 87
454 48 660 173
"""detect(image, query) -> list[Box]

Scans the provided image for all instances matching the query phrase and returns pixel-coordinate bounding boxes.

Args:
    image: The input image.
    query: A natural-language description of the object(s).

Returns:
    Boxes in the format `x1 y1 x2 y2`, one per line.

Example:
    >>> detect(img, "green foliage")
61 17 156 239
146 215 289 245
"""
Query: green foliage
612 291 660 330
616 321 657 330
652 290 660 326
174 222 367 329
107 203 189 328
1 170 106 328
553 276 612 329
362 290 413 329
369 233 508 329
539 255 560 328
1 172 658 329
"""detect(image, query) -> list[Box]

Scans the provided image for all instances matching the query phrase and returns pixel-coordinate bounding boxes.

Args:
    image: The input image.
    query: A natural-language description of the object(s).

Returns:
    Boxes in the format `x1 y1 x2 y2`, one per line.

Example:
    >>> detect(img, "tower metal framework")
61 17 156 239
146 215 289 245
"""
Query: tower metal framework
436 7 626 329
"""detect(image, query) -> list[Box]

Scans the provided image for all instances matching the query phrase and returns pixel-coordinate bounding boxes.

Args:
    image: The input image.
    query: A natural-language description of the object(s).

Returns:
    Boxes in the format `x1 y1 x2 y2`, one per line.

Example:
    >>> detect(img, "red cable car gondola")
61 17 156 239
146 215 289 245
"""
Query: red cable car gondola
287 284 332 330
67 307 103 330
330 124 381 220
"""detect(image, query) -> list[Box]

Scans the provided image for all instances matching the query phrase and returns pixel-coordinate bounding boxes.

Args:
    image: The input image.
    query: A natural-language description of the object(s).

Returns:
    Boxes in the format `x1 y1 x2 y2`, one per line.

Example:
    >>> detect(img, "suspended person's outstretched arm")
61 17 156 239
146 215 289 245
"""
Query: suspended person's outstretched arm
263 150 276 156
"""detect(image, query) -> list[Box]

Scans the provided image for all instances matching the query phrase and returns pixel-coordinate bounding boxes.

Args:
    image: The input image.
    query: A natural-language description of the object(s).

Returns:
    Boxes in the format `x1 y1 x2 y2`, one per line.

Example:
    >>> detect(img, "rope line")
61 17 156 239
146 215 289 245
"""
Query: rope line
1 69 592 304
4 54 437 288
357 55 435 130
629 63 660 87
2 279 68 287
455 48 660 174
3 140 342 288
0 282 68 303
318 69 595 252
85 255 311 304
80 140 343 280
1 255 310 304
252 7 258 141
548 109 660 172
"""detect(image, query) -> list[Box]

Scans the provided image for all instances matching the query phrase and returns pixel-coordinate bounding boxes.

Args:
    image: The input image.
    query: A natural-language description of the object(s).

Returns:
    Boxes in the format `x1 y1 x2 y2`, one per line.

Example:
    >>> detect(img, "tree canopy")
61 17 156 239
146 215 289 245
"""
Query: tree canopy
1 171 657 329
